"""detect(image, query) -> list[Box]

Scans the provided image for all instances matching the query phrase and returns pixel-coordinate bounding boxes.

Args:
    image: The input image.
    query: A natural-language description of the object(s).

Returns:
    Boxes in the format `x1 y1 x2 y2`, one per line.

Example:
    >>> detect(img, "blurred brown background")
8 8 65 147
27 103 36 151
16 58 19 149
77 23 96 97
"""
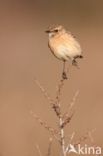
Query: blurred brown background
0 0 103 155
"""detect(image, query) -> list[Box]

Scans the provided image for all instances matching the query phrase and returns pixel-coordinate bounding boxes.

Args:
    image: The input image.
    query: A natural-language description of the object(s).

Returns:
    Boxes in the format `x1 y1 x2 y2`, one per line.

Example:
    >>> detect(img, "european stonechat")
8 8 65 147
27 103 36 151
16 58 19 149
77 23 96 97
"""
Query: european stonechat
45 25 83 79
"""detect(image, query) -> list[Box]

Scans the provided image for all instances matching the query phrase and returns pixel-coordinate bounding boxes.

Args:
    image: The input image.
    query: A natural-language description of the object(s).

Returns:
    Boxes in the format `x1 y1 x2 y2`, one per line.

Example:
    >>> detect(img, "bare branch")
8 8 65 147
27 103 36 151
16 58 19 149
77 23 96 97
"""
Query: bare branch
65 132 75 153
52 78 66 119
35 144 43 156
47 138 53 156
69 132 75 144
34 77 54 104
55 79 65 104
30 111 60 142
74 129 96 146
52 103 61 118
61 111 75 128
34 77 62 119
63 90 79 119
59 117 66 156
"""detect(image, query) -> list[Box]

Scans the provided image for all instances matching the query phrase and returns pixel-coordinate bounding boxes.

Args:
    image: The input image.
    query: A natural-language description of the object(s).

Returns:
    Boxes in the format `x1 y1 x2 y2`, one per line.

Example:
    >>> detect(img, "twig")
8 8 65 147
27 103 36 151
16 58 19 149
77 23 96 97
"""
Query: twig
30 111 60 142
61 111 75 128
53 78 65 119
34 77 62 118
56 79 65 104
35 144 43 156
59 117 66 156
87 129 103 156
69 132 75 144
55 76 68 156
63 90 79 119
65 132 75 153
47 138 53 156
34 77 54 105
88 130 95 143
74 129 96 146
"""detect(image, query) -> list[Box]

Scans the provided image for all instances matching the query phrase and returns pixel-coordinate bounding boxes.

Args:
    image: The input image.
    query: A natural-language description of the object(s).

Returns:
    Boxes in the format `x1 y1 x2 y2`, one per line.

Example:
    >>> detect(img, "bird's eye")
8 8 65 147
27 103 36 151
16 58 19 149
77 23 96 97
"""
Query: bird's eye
54 29 58 32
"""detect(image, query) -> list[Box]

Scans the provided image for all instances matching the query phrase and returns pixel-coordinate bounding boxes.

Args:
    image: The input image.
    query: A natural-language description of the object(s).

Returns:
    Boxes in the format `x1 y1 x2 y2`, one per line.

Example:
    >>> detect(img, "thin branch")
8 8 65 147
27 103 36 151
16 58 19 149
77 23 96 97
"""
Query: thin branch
65 129 96 154
52 102 61 118
65 132 75 153
74 129 96 146
47 138 53 156
34 77 54 105
61 111 75 128
88 130 95 143
30 111 60 142
34 77 62 119
53 77 66 119
63 90 79 119
35 144 43 156
69 132 75 144
59 117 66 156
87 129 103 156
56 79 65 104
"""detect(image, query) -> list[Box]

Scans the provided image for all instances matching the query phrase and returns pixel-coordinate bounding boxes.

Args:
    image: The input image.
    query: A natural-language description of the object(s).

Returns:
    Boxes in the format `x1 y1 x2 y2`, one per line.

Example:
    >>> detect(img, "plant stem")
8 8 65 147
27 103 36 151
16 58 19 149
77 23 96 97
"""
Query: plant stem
59 117 66 156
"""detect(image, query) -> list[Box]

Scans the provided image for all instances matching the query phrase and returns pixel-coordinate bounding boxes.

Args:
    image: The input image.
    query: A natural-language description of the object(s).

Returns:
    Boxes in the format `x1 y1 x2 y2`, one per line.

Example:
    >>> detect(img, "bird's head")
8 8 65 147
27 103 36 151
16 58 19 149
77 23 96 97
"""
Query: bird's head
45 25 65 37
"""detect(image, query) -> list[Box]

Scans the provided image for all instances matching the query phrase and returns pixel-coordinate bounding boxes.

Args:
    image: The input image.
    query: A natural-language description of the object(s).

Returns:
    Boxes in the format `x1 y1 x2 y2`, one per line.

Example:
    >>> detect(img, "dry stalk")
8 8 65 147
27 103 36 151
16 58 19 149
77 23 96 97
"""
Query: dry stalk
74 129 96 147
56 78 65 104
87 130 103 156
61 111 74 128
65 132 75 153
63 90 79 120
55 77 67 156
52 78 66 119
47 138 53 156
34 77 62 118
59 117 66 156
30 111 60 141
33 74 100 156
34 77 53 105
65 129 96 154
54 77 77 156
35 144 43 156
33 75 74 156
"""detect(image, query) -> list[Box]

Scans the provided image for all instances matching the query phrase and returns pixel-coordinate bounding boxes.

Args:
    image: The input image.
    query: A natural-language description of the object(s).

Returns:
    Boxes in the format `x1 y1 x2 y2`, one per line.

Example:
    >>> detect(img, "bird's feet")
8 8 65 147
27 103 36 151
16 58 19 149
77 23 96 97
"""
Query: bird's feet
62 71 68 80
72 59 80 69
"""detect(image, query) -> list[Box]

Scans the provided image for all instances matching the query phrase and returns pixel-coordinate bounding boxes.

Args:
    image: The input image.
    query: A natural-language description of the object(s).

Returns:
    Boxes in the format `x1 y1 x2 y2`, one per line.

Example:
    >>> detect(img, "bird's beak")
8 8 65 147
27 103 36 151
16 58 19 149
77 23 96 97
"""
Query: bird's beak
45 30 50 33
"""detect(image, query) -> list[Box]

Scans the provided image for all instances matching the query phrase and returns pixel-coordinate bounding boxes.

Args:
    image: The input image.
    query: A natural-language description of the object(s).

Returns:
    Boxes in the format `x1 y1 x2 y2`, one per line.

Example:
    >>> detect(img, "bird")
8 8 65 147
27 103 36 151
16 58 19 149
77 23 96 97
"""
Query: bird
45 25 83 79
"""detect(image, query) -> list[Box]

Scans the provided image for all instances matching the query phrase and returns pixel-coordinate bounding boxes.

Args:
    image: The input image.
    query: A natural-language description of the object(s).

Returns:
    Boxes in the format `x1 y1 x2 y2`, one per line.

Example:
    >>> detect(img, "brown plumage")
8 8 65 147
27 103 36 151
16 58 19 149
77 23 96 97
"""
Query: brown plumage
46 25 83 79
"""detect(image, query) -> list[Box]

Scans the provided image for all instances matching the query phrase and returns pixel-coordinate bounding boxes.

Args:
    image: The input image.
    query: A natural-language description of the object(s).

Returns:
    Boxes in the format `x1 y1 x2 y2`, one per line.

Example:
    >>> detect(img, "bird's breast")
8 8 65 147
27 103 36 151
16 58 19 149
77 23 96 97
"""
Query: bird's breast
48 34 82 61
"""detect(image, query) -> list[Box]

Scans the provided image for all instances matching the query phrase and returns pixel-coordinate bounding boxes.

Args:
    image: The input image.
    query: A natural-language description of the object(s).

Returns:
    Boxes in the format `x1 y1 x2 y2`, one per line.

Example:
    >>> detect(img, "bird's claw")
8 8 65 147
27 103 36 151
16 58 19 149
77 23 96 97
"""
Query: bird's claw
72 59 80 69
62 72 68 80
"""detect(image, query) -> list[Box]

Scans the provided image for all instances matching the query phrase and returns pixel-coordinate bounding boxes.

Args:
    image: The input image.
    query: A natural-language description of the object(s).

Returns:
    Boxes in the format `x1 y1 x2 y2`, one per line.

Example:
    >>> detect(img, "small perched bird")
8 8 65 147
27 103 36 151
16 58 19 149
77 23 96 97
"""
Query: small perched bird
45 25 83 79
